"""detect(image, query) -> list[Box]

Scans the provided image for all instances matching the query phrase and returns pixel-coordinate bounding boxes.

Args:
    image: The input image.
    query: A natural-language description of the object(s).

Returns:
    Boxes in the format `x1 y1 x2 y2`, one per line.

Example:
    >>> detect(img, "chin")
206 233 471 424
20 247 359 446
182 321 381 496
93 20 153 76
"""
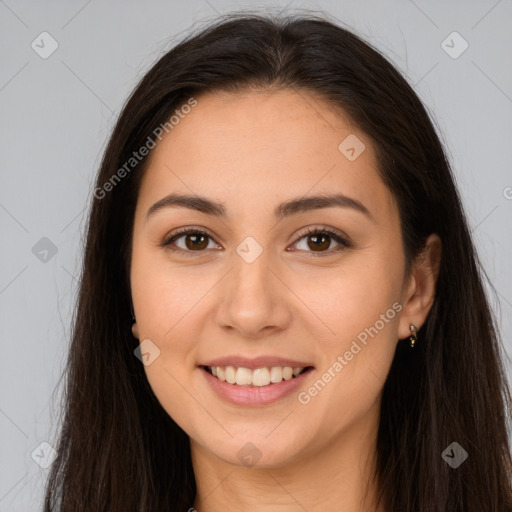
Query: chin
199 428 308 469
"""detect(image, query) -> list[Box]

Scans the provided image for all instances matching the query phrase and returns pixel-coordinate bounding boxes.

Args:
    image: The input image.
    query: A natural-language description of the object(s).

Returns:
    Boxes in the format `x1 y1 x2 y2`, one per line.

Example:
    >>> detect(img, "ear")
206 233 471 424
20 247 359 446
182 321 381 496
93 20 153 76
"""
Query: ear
398 233 442 339
132 320 140 340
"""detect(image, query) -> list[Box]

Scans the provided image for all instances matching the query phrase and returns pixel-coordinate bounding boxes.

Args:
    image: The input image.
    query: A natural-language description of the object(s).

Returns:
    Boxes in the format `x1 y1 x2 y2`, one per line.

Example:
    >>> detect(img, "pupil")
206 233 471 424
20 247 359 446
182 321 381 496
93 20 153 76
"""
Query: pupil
184 233 331 251
310 234 329 250
188 234 207 249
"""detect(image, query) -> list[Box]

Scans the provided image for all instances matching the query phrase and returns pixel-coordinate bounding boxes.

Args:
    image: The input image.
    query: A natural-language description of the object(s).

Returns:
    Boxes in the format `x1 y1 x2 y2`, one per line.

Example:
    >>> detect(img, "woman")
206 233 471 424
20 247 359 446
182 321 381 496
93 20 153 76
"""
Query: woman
43 10 512 512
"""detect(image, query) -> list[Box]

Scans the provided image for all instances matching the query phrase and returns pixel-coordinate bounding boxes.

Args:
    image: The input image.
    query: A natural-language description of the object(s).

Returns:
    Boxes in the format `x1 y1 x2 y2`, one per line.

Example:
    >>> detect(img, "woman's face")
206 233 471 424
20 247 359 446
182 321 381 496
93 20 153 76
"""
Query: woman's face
130 88 416 468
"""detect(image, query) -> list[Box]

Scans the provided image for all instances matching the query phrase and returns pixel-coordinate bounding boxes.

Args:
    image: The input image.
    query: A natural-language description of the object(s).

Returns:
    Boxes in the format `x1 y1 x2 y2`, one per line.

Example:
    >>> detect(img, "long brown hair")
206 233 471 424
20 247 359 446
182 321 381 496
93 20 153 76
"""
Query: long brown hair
43 10 512 511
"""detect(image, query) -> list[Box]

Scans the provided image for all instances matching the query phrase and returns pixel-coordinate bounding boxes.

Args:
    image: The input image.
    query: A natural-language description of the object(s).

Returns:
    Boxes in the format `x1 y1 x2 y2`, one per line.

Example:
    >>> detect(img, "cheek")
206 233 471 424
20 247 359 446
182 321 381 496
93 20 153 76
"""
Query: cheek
298 251 402 338
130 251 207 414
131 242 214 341
142 357 201 438
298 252 402 402
137 289 204 428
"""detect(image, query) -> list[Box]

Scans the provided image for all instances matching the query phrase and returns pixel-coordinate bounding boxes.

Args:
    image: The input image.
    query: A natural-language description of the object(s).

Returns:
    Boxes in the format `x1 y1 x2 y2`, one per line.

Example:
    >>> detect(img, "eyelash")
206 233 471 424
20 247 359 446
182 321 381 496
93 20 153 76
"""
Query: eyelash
160 226 352 257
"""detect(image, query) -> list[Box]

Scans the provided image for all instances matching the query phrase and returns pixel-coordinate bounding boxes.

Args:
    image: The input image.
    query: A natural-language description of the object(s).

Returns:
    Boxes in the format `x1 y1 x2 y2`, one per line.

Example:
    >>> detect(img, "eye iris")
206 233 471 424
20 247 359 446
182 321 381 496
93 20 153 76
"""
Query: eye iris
173 230 339 253
185 233 208 250
308 233 330 251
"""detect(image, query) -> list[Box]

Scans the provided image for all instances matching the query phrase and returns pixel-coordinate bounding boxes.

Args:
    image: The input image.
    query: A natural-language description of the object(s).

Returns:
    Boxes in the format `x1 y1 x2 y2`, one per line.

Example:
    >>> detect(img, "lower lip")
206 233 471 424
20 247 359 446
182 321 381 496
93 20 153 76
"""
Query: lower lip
200 366 314 407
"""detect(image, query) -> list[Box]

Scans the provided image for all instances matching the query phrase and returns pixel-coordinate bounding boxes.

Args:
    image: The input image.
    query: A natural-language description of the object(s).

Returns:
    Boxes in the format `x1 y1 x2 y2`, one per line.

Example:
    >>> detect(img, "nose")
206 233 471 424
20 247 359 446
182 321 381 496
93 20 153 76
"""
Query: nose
214 248 292 339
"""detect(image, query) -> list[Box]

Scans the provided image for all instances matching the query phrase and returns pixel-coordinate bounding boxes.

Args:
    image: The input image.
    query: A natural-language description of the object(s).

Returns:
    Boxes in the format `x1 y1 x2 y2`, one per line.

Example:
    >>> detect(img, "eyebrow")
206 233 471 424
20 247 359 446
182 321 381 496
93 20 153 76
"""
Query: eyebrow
145 192 374 223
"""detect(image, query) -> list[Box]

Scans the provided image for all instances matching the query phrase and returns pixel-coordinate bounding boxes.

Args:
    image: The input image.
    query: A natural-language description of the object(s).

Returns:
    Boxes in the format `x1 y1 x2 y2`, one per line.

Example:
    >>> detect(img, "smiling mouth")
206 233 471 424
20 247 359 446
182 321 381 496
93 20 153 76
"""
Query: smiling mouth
202 365 314 387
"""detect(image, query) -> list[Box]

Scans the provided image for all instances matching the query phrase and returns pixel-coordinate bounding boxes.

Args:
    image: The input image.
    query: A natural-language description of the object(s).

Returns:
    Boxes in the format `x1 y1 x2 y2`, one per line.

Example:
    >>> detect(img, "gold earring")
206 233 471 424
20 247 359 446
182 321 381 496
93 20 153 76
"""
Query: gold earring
408 324 417 348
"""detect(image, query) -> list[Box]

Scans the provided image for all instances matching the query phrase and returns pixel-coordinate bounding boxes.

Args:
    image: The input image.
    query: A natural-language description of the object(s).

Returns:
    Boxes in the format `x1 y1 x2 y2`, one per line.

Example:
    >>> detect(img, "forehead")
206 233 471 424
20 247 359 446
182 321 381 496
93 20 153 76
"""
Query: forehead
137 88 396 223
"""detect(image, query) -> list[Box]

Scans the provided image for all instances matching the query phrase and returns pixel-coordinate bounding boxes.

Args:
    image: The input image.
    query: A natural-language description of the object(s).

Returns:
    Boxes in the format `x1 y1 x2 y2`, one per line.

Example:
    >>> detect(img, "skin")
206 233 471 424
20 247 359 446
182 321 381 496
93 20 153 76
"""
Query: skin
130 88 441 512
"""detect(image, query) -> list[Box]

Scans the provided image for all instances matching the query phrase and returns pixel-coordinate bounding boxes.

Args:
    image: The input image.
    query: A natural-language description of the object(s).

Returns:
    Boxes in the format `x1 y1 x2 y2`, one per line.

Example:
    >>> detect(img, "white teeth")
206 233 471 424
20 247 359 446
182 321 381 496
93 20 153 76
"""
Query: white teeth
252 368 271 387
225 366 236 384
282 367 293 380
269 366 283 383
235 367 252 386
208 365 308 386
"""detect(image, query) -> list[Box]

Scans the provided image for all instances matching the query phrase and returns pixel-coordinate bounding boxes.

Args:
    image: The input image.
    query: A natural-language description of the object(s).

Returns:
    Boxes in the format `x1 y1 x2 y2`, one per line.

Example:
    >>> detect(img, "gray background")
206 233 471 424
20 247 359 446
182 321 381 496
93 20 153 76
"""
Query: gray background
1 0 511 509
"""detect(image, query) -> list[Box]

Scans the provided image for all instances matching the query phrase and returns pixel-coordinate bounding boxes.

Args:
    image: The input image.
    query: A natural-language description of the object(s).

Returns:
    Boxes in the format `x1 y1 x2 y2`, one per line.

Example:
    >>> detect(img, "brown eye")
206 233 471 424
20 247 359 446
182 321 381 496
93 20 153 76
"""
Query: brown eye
305 233 332 251
162 226 351 257
162 229 217 255
182 232 209 250
292 227 351 255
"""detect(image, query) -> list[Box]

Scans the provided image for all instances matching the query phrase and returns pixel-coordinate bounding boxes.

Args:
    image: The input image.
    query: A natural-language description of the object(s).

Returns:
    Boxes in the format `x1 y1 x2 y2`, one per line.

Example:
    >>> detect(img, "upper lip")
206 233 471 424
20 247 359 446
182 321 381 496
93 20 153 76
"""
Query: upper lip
201 356 314 370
